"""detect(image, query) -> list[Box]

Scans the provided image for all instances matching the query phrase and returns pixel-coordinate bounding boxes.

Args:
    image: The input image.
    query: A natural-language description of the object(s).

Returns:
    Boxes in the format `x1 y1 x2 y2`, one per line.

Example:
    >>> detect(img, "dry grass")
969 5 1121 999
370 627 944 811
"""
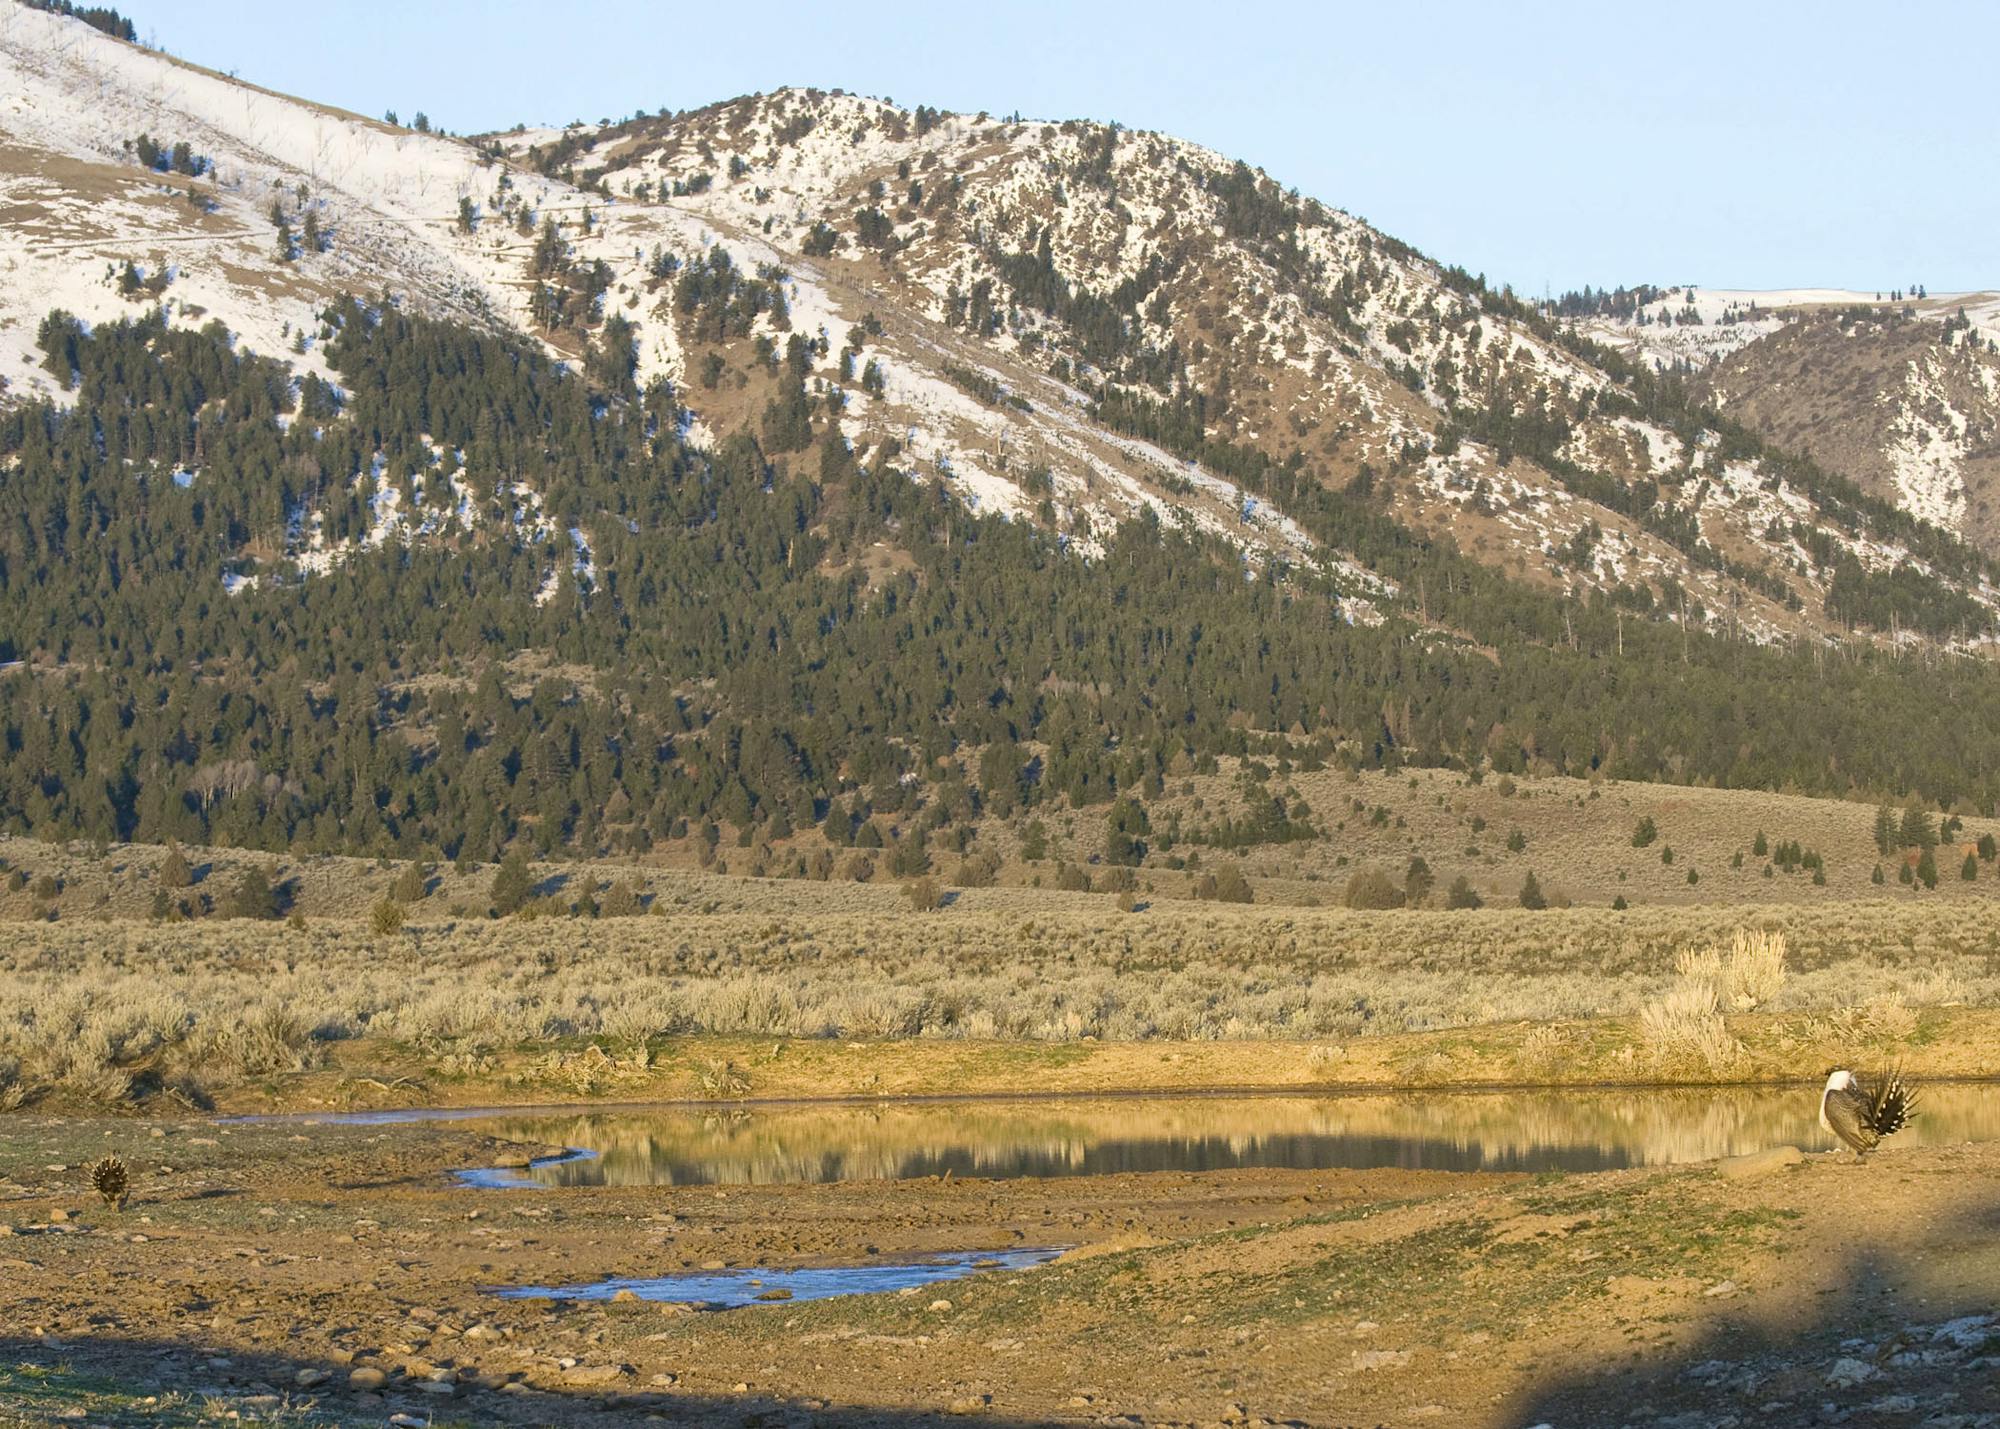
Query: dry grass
1674 930 1790 1012
0 893 1994 1106
2 768 1995 933
1640 931 1795 1072
1640 977 1741 1074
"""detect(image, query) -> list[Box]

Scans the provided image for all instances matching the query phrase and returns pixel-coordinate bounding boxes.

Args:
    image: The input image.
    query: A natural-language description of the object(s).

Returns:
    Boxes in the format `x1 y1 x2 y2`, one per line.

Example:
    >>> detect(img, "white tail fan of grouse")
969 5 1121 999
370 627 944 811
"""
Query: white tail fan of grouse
1819 1069 1918 1158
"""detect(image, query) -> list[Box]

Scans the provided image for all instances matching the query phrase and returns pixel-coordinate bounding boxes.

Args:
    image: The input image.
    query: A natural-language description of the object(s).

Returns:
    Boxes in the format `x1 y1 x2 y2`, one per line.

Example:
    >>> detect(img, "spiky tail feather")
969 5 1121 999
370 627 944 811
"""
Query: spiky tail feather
1868 1069 1917 1138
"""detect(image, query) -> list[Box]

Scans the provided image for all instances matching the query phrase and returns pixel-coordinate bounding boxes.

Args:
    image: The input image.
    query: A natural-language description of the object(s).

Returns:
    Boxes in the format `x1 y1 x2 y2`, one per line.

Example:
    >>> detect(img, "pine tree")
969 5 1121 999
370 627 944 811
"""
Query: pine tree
1211 863 1253 903
1018 820 1047 861
1104 797 1150 866
158 843 191 890
227 863 277 920
1518 871 1546 910
490 851 533 916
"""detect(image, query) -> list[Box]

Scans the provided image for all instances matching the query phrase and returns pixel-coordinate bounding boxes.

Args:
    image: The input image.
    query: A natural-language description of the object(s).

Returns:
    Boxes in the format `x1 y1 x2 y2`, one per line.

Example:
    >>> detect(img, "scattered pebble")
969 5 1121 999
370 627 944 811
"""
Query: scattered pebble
1352 1349 1412 1372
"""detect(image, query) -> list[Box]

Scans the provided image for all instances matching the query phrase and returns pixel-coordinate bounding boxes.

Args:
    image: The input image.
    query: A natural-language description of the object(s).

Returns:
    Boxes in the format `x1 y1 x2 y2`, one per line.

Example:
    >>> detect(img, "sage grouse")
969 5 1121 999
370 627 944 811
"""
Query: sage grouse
1819 1069 1917 1158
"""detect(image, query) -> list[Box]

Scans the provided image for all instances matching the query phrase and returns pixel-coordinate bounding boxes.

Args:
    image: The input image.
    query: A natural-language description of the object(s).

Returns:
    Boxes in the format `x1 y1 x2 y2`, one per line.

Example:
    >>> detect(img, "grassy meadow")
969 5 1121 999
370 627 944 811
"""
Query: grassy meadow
0 767 1995 1112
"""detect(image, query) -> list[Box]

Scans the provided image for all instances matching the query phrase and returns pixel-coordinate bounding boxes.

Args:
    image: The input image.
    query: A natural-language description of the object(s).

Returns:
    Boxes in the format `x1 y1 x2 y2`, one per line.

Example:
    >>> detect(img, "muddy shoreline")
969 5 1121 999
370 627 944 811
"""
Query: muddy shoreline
2 1107 1998 1426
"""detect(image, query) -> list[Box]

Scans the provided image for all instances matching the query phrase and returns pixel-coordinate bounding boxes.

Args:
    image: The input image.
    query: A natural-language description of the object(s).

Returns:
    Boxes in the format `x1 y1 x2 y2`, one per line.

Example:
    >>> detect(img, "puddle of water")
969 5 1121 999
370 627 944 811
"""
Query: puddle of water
455 1083 2000 1187
454 1146 599 1189
486 1247 1062 1309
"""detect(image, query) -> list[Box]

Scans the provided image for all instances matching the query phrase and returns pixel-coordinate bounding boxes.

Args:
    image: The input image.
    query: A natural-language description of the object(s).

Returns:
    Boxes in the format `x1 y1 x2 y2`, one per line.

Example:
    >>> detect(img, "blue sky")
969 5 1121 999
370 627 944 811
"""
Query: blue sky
146 1 1996 294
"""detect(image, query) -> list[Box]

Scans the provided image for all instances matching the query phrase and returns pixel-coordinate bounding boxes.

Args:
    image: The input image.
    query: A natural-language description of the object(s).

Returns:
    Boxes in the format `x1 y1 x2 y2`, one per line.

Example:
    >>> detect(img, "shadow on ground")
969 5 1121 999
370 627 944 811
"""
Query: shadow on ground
0 1332 1055 1427
1505 1180 2000 1427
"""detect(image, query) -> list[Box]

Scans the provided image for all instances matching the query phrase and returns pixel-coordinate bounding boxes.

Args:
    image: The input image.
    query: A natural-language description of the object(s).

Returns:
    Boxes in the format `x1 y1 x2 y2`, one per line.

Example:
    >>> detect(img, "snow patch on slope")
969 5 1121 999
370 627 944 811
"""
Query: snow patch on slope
1885 353 1970 530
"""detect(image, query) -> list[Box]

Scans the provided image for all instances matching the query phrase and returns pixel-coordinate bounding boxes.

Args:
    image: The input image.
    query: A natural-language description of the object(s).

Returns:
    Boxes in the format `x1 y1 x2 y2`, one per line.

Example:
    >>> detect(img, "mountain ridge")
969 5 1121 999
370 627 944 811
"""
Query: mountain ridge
5 6 1998 652
6 3 2000 867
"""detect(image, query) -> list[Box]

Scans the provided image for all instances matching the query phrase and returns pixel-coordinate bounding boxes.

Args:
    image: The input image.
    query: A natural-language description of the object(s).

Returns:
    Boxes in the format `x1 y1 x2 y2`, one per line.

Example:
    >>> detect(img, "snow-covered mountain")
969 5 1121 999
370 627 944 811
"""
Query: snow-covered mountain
3 2 1998 647
1697 300 2000 556
1570 285 2000 557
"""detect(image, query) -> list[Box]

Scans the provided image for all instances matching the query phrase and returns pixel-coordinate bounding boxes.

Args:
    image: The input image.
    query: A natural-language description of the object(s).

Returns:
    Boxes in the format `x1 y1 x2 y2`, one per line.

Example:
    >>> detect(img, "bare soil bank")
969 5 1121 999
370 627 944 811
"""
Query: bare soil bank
1 1110 1997 1425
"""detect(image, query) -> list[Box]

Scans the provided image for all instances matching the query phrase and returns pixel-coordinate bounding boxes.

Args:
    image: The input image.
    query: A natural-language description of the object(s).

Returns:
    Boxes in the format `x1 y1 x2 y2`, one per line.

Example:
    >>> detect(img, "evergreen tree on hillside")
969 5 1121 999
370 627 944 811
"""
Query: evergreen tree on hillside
1874 803 1899 855
227 864 278 920
1104 797 1150 866
490 852 534 916
2 300 2000 870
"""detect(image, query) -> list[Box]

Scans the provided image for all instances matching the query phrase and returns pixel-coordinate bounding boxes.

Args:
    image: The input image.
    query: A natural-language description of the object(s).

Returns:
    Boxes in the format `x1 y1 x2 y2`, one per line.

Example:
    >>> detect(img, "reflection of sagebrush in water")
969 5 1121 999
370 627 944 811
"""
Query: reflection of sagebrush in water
0 903 1996 1103
475 1086 2000 1186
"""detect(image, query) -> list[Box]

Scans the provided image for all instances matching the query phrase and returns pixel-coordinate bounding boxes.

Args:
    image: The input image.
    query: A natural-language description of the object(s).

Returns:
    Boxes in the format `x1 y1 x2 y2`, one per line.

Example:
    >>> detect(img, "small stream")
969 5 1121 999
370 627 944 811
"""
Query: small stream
486 1247 1063 1309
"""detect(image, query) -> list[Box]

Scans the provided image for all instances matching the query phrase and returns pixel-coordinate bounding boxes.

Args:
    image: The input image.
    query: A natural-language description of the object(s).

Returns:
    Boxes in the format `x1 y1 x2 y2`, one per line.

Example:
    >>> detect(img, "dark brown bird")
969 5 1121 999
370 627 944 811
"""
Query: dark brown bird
1819 1069 1917 1158
89 1153 129 1210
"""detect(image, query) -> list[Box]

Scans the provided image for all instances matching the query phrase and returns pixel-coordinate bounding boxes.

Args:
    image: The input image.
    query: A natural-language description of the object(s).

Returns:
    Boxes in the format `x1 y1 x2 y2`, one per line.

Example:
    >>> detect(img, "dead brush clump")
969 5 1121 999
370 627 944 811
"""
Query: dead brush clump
1640 930 1794 1073
1790 996 1921 1052
207 1004 324 1076
1396 1048 1459 1086
689 1057 752 1099
1639 978 1741 1074
1515 1023 1577 1080
1674 930 1789 1012
537 1043 619 1095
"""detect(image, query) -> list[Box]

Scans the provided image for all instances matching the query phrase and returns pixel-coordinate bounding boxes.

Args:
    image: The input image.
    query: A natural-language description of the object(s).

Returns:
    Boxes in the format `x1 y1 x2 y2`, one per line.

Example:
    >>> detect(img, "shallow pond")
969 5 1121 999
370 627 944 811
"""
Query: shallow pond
437 1082 2000 1187
487 1247 1063 1309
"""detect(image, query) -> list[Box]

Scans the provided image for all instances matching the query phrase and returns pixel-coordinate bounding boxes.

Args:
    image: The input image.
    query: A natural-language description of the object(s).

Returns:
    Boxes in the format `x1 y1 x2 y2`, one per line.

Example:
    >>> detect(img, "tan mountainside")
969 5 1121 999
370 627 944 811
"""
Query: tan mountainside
1698 303 2000 553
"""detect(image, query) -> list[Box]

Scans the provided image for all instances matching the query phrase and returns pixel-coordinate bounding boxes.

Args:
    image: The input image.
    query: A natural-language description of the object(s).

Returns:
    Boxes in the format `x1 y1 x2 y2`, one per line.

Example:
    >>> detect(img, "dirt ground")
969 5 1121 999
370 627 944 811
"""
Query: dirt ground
1 1106 1998 1427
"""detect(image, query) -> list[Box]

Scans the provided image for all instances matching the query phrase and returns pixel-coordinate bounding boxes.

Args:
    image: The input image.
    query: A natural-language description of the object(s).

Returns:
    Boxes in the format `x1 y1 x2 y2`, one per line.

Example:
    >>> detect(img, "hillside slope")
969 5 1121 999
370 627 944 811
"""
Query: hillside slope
1700 305 2000 550
5 5 2000 867
507 95 2000 648
3 5 1998 648
1569 284 2000 560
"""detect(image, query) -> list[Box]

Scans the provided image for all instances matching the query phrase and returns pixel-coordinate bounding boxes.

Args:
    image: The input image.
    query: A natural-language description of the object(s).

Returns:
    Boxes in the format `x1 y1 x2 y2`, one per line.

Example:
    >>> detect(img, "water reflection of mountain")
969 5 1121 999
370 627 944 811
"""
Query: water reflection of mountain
472 1086 2000 1188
